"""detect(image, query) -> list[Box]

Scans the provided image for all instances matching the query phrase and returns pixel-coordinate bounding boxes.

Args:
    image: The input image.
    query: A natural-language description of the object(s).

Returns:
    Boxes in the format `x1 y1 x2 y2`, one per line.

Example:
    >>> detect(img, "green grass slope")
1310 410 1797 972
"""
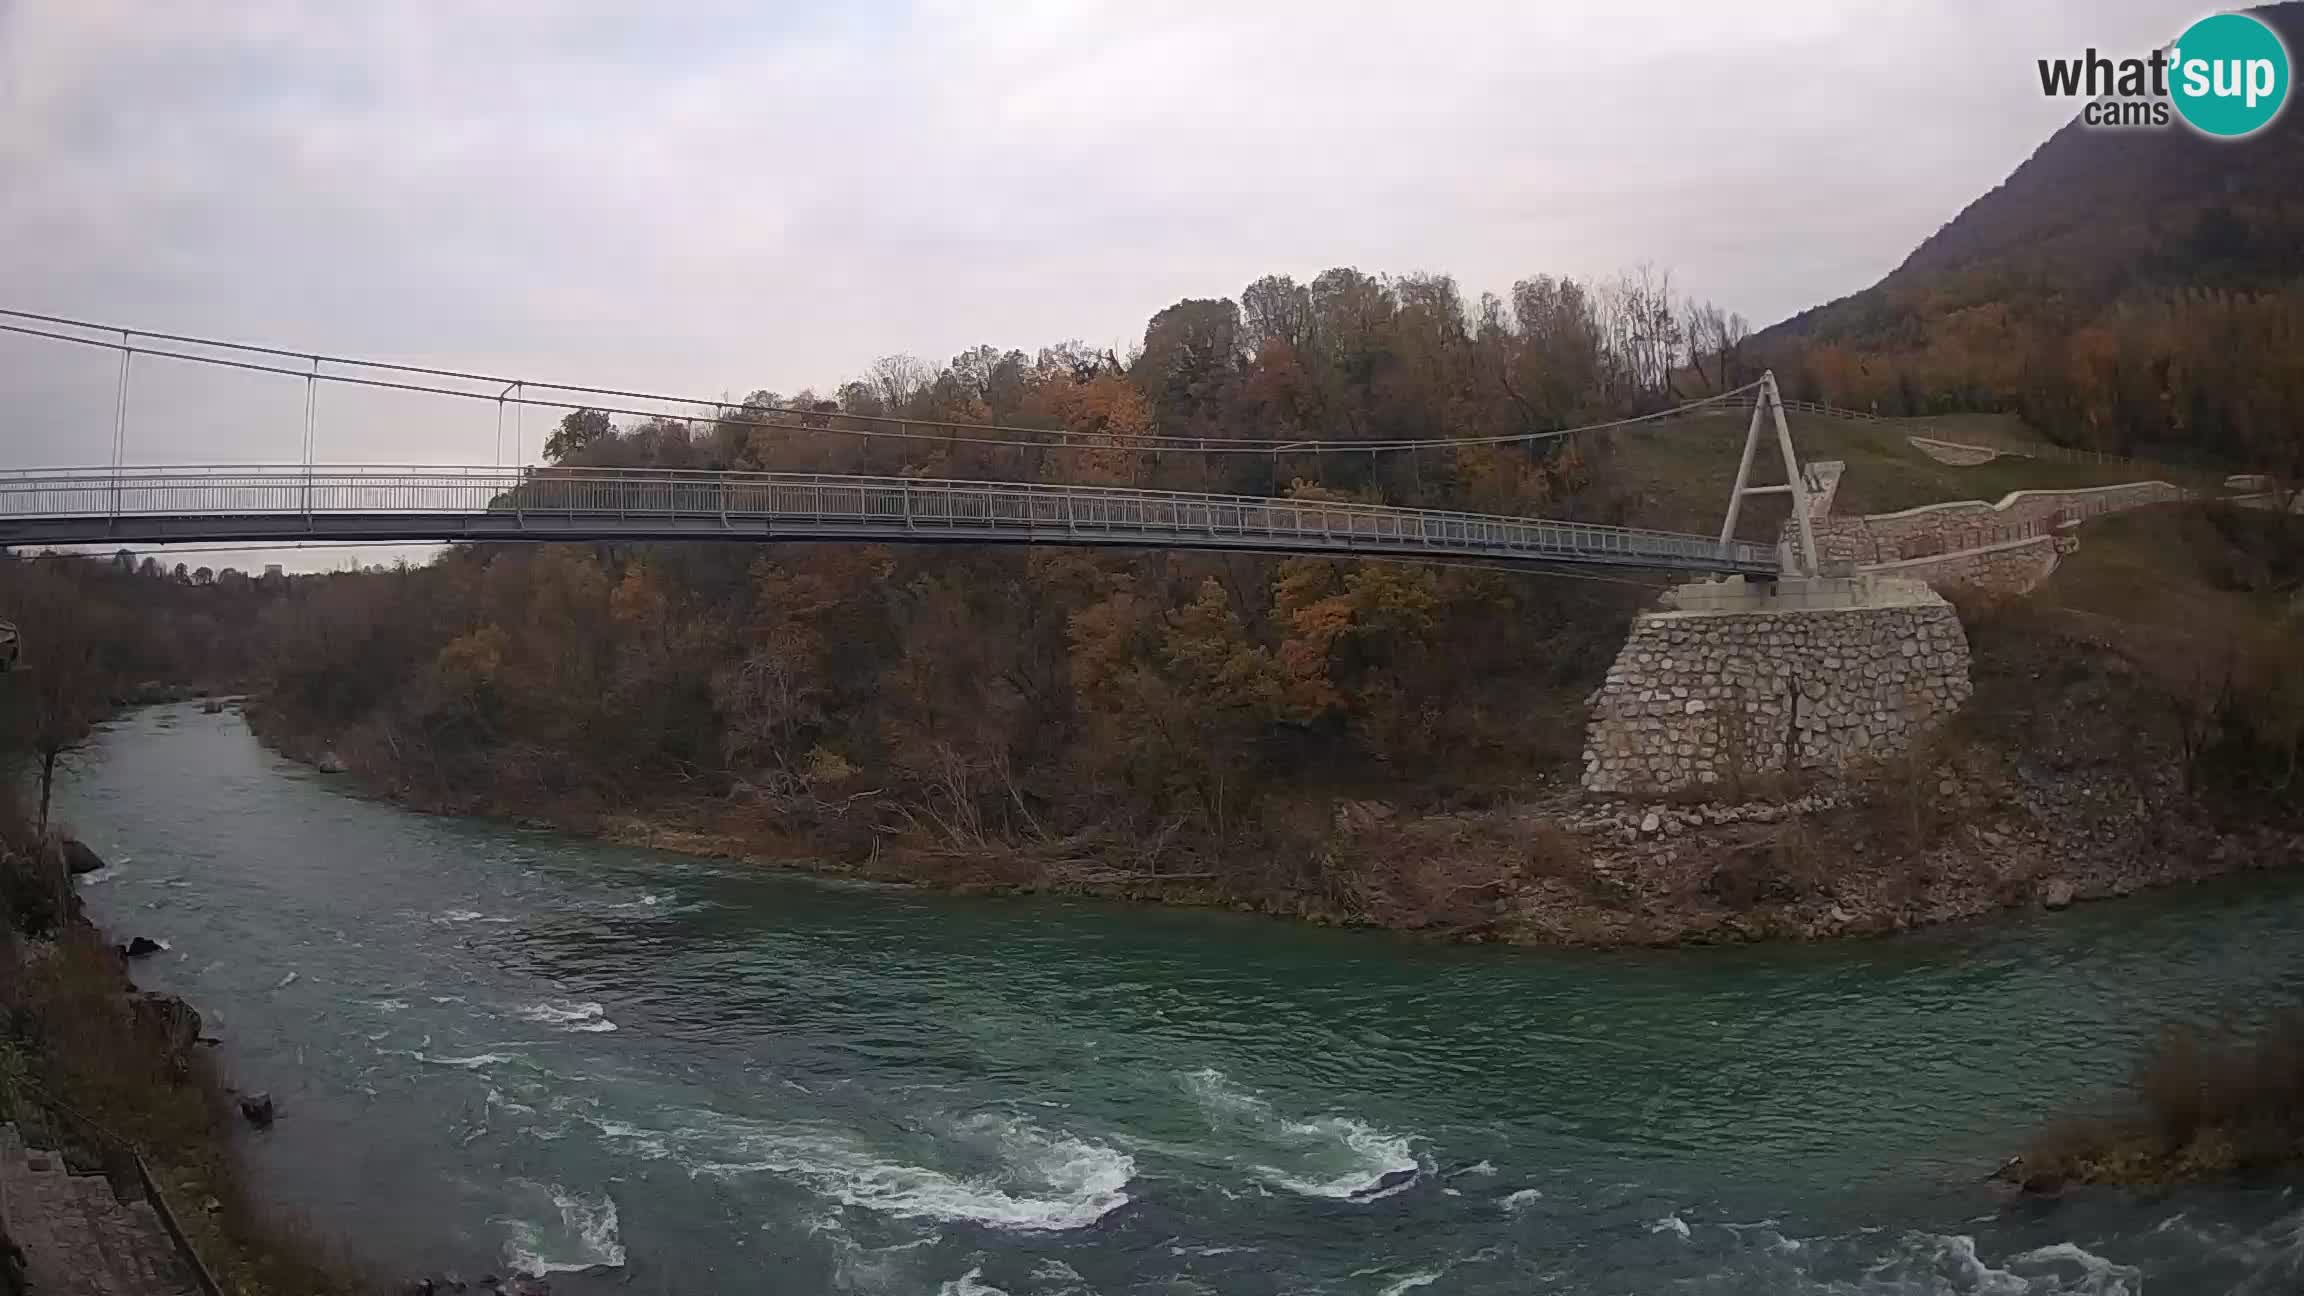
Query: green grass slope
1590 410 2165 539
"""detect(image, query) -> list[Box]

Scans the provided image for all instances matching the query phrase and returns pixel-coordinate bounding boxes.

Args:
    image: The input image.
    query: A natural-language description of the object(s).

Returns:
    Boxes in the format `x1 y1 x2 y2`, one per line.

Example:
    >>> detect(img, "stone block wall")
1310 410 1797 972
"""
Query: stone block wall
1582 580 1972 797
1863 533 2070 594
1814 481 2187 564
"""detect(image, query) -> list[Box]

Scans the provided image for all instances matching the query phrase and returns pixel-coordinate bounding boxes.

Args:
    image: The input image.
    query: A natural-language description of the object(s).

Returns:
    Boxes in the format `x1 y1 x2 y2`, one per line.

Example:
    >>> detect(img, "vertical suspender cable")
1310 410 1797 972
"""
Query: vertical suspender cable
303 356 318 522
111 331 131 520
515 383 528 518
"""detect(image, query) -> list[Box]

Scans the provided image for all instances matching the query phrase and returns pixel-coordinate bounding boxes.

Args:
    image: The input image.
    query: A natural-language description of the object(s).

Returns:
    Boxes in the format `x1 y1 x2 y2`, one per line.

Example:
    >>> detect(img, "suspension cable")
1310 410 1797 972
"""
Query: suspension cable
0 308 1762 457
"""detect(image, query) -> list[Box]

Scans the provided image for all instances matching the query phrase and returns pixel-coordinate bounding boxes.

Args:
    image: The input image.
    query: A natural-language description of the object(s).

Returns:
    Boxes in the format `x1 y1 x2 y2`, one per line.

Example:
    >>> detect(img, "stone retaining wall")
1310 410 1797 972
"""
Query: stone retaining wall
1863 533 2071 594
1582 578 1972 797
1814 480 2187 564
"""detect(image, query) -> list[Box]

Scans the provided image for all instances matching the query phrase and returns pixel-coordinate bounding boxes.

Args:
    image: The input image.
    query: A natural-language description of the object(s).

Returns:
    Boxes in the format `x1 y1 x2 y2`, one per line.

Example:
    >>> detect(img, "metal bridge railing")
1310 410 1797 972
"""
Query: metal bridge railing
0 465 1781 573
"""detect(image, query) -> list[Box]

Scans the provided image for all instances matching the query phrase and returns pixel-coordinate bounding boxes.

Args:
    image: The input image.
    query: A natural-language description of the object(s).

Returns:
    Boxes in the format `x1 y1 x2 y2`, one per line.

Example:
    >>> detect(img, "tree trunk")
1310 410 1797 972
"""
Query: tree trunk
37 748 56 834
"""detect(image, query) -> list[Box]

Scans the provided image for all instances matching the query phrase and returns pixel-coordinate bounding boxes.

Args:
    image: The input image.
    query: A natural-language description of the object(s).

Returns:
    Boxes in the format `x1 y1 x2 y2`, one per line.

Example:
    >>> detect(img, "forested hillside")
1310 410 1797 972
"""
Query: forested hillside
1760 1 2304 474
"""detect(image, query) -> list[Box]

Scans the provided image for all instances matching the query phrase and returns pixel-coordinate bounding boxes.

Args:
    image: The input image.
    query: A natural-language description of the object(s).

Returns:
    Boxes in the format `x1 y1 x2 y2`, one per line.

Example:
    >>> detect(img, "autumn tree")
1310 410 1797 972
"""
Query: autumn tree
1069 577 1281 838
544 408 614 462
1137 298 1245 423
1242 275 1315 356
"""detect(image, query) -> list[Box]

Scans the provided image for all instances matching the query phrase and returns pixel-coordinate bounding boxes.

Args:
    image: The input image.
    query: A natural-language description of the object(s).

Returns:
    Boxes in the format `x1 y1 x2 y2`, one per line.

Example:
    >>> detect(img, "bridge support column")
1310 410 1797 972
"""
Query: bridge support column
1581 575 1971 798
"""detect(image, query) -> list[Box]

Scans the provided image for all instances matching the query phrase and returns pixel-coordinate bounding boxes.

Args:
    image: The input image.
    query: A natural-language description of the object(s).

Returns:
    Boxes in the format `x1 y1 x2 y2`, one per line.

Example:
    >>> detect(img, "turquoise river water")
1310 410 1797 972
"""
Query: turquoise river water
56 703 2304 1293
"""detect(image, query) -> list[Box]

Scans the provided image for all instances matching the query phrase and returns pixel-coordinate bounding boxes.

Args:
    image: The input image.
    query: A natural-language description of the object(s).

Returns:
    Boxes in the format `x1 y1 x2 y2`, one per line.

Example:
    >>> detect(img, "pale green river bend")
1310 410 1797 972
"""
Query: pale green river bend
58 704 2304 1293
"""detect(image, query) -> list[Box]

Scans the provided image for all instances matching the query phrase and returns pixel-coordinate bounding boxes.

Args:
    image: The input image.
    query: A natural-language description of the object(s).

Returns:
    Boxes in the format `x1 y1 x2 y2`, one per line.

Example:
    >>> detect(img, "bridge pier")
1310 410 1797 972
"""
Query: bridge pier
1581 575 1972 797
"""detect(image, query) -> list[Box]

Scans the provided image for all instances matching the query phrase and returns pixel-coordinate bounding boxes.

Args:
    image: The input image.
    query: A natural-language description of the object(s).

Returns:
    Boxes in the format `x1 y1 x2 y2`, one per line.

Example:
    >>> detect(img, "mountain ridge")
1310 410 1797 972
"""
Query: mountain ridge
1762 0 2304 348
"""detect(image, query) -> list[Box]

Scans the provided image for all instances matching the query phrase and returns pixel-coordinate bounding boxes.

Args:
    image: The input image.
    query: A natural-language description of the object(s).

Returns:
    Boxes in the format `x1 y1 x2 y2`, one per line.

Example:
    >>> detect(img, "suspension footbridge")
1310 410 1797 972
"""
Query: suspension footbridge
0 464 1779 574
0 310 1816 577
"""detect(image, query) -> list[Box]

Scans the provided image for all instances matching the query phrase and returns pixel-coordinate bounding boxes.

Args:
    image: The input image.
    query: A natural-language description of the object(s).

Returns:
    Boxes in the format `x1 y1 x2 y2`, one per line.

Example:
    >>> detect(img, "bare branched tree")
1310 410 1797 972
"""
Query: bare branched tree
0 564 124 832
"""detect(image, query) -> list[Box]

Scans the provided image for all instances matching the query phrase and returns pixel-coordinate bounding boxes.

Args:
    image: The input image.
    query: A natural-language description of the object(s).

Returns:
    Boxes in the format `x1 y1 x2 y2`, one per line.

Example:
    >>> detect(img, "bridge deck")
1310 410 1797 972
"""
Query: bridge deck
0 466 1779 575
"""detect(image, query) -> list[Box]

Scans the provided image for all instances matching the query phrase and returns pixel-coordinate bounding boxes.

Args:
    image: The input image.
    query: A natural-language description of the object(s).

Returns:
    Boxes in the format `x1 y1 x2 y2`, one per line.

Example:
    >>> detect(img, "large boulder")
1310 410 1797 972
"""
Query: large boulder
238 1092 276 1127
60 838 105 876
316 751 348 774
129 992 203 1074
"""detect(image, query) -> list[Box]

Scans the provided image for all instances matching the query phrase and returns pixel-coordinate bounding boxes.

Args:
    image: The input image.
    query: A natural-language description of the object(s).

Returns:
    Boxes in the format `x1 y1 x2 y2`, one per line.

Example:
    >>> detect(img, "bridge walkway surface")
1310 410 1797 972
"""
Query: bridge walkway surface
0 465 1781 576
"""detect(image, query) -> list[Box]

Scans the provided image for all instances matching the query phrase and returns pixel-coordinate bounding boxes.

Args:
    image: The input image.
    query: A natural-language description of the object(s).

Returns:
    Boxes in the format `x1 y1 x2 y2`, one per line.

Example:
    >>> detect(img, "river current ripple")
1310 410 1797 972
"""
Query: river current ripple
60 704 2304 1293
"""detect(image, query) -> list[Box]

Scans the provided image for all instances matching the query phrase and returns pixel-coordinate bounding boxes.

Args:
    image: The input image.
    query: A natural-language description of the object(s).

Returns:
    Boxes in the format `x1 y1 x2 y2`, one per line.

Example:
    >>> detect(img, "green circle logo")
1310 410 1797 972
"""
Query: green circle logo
2170 12 2290 137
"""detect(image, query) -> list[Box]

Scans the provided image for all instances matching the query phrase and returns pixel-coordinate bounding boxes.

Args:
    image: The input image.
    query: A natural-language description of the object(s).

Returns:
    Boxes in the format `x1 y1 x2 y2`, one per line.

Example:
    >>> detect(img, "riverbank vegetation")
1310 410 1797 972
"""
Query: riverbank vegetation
0 883 367 1294
2016 1013 2304 1190
0 556 274 831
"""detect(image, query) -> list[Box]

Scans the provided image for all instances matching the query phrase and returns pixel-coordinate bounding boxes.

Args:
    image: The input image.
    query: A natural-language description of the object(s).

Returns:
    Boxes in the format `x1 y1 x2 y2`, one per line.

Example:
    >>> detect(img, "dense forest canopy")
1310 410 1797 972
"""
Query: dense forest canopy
530 262 1753 508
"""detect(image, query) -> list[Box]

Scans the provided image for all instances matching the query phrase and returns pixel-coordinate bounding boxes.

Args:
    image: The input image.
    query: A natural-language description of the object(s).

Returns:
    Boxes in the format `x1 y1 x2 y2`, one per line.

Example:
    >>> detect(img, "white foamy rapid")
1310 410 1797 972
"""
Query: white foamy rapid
415 1051 518 1071
1844 1230 2146 1296
501 1183 625 1276
602 893 669 913
936 1267 1010 1296
486 1087 537 1116
592 1108 1133 1232
1181 1068 1424 1200
513 1000 619 1033
438 909 518 925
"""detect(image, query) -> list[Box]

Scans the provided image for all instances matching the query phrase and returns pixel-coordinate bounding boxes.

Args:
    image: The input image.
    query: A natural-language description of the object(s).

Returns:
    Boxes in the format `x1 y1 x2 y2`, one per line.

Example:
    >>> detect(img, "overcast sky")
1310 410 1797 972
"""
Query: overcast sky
0 0 2200 567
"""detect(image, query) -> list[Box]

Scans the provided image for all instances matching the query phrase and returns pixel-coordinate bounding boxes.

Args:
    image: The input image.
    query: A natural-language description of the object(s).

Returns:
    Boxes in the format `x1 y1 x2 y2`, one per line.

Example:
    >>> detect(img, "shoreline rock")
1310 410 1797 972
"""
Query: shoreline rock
238 1092 276 1128
60 838 106 876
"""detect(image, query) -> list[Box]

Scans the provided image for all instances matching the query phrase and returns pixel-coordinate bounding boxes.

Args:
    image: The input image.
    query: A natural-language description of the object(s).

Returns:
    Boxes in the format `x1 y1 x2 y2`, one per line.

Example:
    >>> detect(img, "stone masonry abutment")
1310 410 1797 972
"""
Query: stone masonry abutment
1582 576 1972 797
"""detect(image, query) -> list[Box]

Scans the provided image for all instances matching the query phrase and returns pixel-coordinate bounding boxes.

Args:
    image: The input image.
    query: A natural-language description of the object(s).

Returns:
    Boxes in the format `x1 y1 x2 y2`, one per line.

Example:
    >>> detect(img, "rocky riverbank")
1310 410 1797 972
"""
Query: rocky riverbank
2003 1012 2304 1194
242 592 2304 949
0 830 570 1296
0 837 355 1294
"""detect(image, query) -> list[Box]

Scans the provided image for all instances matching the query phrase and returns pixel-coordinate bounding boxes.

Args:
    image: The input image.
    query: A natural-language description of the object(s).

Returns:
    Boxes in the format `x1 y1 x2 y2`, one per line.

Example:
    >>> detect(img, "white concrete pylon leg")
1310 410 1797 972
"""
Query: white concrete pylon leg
1716 388 1767 552
1715 372 1820 578
1770 372 1821 577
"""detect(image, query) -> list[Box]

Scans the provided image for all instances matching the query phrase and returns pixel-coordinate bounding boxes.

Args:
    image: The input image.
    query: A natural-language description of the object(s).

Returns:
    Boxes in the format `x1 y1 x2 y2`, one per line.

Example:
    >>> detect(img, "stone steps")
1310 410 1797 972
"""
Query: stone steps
0 1122 198 1296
